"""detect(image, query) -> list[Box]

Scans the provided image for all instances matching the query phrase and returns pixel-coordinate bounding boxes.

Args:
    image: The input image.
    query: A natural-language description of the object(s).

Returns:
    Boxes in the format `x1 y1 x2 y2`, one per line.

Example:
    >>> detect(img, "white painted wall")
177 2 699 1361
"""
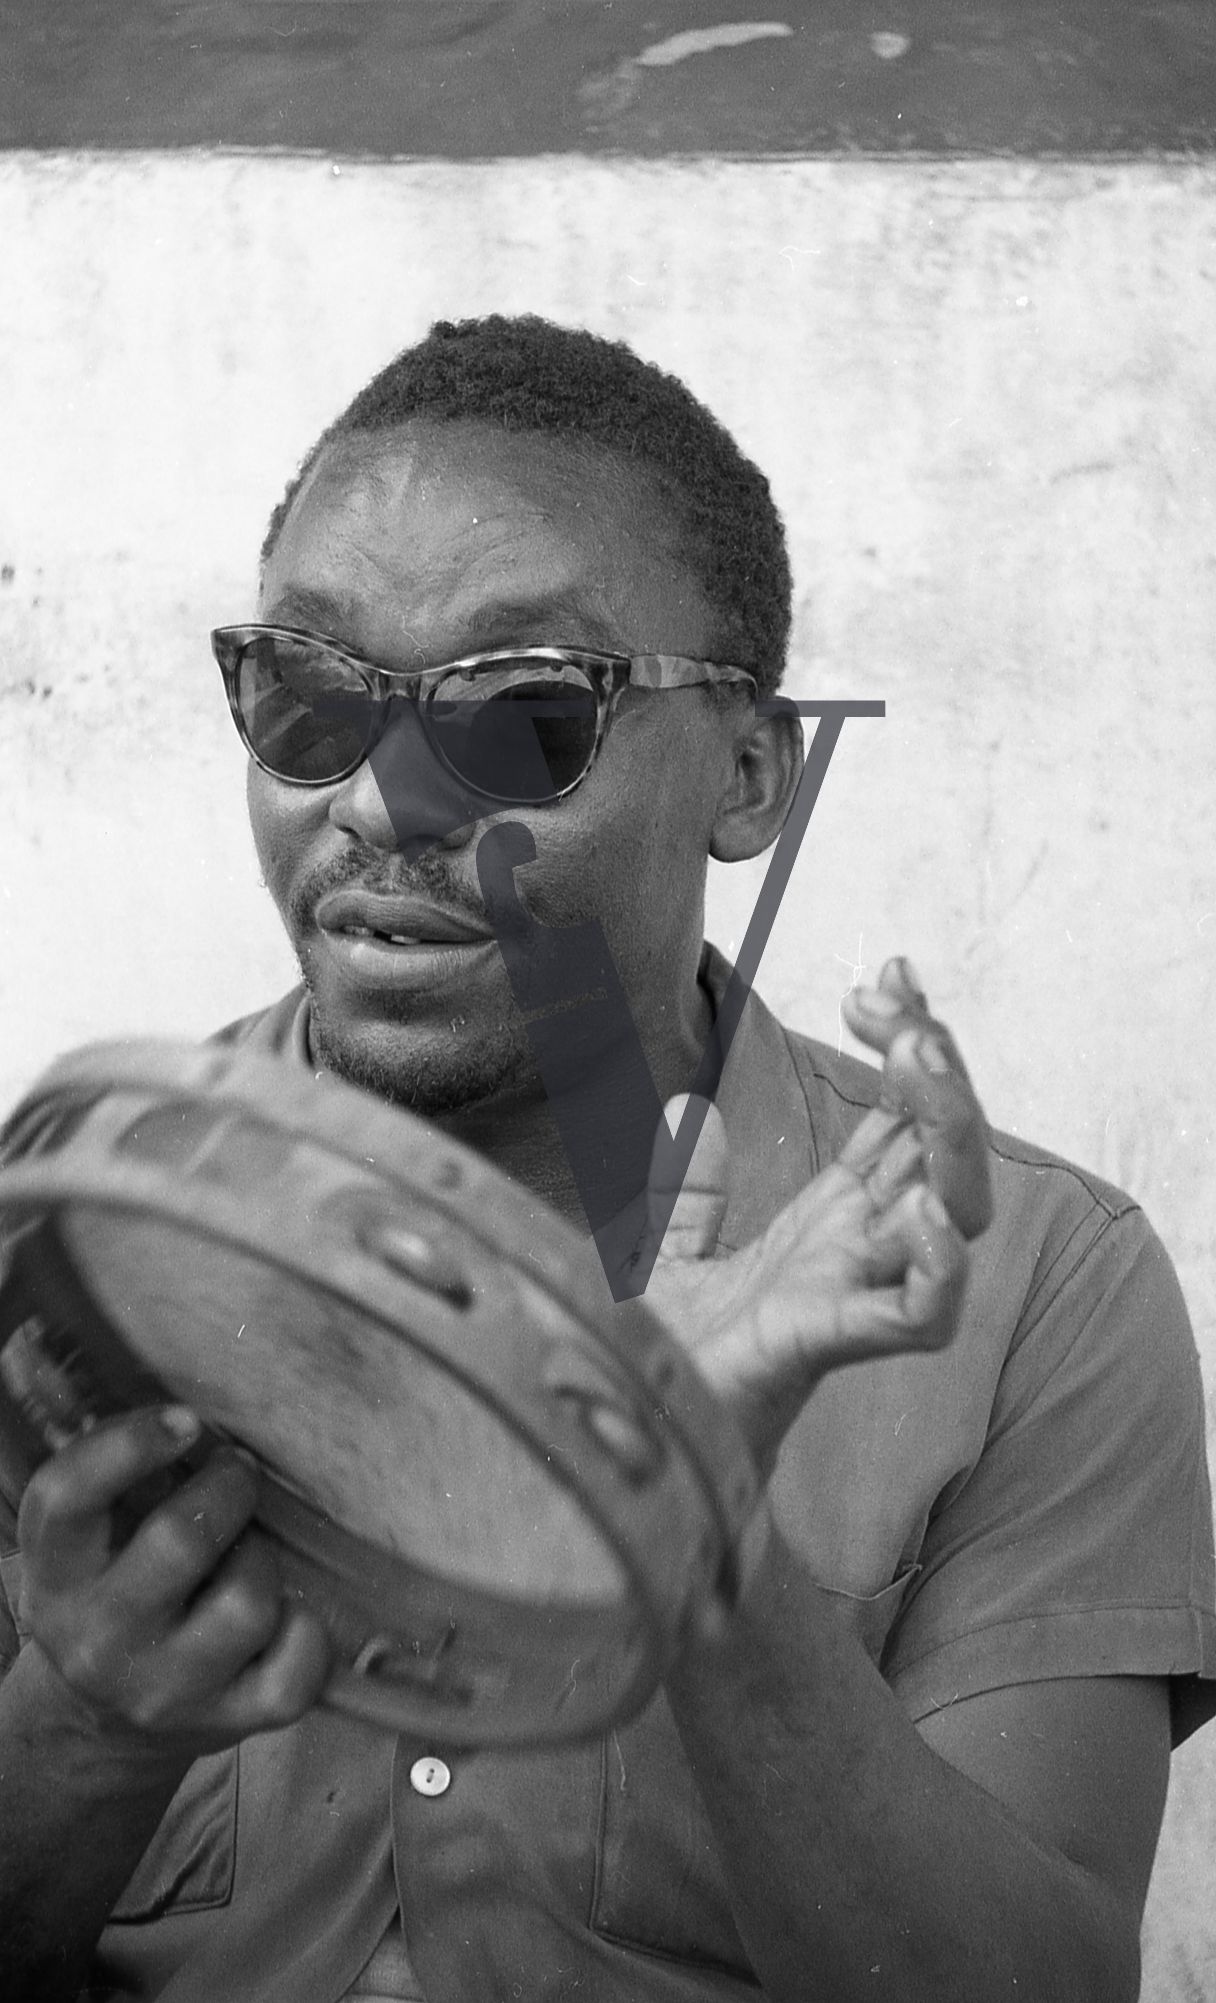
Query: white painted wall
1 152 1214 1994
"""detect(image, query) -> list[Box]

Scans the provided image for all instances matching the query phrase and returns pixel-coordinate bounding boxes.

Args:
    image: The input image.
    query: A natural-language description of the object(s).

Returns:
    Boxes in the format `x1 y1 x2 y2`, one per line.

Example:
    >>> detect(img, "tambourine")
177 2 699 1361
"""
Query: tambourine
0 1040 759 1746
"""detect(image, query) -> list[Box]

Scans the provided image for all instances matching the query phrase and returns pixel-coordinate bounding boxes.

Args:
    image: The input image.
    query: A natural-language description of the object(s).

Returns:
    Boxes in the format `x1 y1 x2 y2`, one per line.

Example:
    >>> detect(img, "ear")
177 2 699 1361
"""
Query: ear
709 703 804 863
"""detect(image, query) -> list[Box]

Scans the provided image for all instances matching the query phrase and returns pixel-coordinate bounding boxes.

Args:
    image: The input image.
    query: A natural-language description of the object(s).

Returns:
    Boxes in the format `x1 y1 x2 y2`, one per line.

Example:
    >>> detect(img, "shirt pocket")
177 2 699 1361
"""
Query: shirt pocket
590 1567 919 1967
591 1691 754 1974
109 1748 240 1922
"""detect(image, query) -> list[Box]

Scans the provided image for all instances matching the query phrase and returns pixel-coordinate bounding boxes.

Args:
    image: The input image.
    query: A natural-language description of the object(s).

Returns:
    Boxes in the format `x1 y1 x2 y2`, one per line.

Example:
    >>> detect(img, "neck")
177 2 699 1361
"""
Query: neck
435 966 716 1234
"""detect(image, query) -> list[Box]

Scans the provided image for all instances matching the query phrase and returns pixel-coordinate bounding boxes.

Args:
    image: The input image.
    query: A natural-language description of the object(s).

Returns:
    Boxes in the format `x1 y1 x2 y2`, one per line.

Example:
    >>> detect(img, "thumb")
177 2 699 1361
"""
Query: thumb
647 1094 729 1263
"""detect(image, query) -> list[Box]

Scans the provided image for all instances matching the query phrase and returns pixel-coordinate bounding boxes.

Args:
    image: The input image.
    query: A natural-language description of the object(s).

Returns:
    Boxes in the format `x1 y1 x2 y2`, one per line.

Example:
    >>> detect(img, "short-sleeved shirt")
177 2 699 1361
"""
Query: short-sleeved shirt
2 946 1214 2001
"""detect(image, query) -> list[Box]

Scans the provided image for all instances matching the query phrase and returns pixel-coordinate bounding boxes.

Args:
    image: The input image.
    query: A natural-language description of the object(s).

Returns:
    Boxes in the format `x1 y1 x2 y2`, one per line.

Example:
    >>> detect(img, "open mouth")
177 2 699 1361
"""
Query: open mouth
314 923 498 999
329 924 496 955
308 888 499 997
314 887 495 950
339 924 447 946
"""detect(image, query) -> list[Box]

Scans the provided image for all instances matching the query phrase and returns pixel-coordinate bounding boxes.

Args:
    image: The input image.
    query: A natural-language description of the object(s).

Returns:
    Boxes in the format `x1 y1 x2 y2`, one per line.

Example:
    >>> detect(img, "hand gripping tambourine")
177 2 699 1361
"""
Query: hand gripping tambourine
0 1041 759 1746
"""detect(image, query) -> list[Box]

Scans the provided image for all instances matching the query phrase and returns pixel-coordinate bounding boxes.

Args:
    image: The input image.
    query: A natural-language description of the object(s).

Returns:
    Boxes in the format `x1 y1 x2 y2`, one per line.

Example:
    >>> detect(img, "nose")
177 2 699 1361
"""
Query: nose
326 754 400 850
326 700 486 862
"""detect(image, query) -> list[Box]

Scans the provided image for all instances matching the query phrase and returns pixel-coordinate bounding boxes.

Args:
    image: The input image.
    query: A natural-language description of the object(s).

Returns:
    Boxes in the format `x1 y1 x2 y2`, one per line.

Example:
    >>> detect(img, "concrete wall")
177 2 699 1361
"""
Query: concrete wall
1 152 1214 1994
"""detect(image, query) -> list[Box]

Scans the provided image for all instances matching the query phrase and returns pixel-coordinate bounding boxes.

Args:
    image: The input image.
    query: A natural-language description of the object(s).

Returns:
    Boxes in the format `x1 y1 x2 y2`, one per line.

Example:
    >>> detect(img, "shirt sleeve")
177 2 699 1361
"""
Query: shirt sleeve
882 1205 1216 1745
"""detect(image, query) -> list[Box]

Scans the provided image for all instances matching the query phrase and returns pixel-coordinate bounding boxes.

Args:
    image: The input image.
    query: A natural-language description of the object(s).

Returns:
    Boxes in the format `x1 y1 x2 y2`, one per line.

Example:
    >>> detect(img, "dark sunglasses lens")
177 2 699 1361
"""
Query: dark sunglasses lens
429 666 600 803
234 634 376 781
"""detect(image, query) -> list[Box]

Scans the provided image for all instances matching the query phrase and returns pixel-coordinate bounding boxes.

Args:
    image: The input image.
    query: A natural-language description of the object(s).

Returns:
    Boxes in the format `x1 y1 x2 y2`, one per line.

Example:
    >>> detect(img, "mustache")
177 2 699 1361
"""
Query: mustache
288 842 492 933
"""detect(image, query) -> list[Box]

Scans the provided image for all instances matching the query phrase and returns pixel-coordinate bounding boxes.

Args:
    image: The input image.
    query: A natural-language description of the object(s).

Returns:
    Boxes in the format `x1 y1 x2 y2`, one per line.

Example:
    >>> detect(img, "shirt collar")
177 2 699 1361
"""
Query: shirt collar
697 942 820 1249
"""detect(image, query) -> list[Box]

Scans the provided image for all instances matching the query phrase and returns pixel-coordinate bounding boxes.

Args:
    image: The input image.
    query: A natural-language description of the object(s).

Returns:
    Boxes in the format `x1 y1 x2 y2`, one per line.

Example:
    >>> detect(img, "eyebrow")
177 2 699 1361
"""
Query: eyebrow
263 586 623 658
262 585 362 636
459 594 620 650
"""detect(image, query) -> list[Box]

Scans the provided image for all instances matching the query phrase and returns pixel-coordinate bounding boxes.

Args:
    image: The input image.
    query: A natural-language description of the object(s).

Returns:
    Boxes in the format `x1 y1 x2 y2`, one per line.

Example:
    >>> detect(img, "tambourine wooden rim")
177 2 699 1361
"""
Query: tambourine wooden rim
0 1039 759 1745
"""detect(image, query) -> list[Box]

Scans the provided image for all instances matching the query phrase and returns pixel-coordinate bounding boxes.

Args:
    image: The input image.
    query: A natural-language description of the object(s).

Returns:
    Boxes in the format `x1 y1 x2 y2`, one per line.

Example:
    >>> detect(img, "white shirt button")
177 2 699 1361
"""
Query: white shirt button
409 1756 452 1797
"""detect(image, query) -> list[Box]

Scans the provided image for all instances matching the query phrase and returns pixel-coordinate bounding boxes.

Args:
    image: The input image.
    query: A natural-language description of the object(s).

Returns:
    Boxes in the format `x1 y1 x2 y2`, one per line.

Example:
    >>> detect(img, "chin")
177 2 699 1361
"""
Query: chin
307 998 527 1121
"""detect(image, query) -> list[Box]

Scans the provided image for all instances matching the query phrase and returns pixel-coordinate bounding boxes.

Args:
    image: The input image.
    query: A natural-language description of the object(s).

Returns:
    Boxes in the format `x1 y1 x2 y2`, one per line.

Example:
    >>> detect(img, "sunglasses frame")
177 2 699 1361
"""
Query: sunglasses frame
211 624 758 805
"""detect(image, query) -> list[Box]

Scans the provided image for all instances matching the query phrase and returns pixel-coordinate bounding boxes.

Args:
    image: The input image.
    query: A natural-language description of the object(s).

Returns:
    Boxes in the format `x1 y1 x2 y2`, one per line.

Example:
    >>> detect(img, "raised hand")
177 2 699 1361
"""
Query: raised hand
642 958 992 1477
839 954 992 1240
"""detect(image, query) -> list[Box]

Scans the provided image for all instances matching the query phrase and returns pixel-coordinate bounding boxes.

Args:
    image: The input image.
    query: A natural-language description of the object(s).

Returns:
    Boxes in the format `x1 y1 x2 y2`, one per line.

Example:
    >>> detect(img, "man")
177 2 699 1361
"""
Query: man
1 315 1213 2002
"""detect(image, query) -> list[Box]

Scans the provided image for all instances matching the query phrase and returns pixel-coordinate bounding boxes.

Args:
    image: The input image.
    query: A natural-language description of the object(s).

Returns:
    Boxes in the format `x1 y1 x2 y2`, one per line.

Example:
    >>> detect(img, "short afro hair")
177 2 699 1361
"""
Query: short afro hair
261 315 791 695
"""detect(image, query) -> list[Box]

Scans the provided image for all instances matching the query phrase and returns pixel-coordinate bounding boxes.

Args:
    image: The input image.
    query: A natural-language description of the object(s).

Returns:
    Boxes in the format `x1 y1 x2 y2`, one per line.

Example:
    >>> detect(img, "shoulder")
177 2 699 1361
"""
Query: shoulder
776 1012 1200 1462
761 1036 1216 1736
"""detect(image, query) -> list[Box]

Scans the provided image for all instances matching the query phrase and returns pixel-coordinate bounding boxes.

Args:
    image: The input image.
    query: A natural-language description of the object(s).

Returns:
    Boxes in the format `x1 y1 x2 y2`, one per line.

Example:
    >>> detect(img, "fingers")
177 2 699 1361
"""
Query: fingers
18 1406 205 1596
207 1604 333 1740
861 1183 968 1326
840 955 934 1055
17 1408 328 1747
644 987 983 1473
840 957 992 1241
647 1094 729 1262
126 1526 284 1683
841 957 969 1081
836 1108 922 1210
751 1183 967 1428
882 1028 992 1240
101 1537 331 1739
106 1448 261 1619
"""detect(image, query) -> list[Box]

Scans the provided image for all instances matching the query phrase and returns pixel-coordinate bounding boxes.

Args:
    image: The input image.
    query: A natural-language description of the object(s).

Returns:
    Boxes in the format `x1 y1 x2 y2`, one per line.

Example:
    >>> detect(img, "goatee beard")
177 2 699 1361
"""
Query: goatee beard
303 975 525 1120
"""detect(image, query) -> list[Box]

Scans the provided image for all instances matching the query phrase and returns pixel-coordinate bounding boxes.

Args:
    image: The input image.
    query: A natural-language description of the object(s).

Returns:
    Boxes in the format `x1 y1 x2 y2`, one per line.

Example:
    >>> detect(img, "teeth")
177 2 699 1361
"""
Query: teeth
341 924 418 943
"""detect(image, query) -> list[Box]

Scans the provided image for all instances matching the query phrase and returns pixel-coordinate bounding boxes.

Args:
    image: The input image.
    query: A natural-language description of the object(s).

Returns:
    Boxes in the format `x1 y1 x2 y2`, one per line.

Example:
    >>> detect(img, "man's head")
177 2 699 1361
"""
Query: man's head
262 315 792 697
243 318 802 1172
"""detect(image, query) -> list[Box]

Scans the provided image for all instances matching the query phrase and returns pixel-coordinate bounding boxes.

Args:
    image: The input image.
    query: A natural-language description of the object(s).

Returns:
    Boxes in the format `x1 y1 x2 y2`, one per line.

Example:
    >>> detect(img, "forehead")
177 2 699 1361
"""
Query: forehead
261 421 716 661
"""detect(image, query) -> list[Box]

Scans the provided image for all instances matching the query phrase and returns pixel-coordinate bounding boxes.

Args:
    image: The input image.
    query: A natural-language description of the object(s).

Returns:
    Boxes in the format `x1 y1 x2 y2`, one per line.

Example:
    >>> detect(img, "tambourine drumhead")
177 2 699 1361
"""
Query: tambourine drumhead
0 1040 758 1746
